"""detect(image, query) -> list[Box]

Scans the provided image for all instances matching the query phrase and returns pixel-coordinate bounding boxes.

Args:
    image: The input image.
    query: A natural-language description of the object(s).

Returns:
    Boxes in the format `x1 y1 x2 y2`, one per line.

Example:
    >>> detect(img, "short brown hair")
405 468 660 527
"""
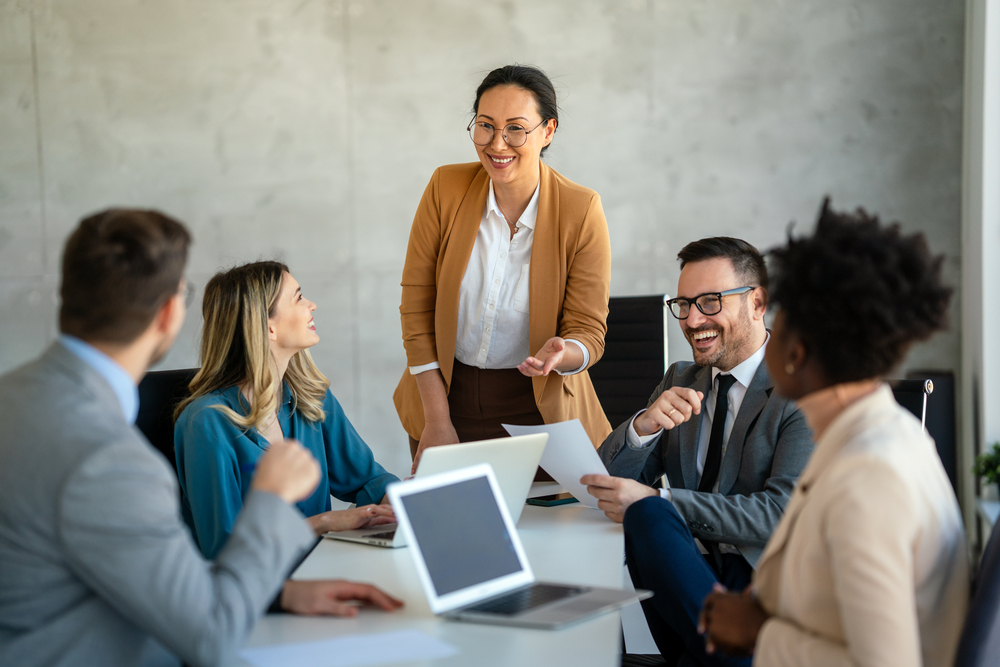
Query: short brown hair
59 208 191 344
677 236 768 292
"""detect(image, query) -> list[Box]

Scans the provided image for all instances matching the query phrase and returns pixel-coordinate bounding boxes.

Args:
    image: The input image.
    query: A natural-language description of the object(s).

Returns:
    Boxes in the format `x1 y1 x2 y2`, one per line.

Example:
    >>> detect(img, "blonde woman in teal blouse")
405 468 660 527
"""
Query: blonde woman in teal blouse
174 261 398 559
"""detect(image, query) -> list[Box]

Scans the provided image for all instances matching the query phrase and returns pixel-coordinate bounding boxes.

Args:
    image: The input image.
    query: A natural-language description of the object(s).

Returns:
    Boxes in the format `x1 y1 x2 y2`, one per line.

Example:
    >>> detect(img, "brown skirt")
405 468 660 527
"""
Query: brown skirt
409 359 551 481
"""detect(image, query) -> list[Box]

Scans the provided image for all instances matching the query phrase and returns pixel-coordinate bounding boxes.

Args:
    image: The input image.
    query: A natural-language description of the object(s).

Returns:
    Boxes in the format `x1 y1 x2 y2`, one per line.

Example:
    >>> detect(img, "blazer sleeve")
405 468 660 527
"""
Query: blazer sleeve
399 169 444 367
322 391 400 506
754 460 922 667
557 192 611 365
598 364 681 477
58 438 315 667
669 398 812 548
174 405 246 559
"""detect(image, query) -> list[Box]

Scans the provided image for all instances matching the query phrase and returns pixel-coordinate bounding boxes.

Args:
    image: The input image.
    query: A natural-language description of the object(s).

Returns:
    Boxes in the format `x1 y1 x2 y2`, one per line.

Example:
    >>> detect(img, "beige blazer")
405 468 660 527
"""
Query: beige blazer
393 161 612 446
753 385 968 667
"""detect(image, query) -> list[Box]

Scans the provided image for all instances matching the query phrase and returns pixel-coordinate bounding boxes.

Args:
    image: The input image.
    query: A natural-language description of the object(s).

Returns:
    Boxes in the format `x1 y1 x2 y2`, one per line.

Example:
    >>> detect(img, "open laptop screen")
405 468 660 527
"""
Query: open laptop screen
398 475 523 596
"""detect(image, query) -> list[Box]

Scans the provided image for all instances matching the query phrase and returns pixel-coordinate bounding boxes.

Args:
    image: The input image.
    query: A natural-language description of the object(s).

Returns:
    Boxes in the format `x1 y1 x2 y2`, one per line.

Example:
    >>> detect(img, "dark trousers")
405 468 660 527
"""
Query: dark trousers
624 497 753 667
408 359 551 480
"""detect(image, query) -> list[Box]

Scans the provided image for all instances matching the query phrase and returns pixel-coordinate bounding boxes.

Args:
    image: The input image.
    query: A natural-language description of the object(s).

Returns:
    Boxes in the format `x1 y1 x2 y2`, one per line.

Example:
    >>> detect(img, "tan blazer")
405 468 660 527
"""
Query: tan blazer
752 386 968 667
393 161 612 446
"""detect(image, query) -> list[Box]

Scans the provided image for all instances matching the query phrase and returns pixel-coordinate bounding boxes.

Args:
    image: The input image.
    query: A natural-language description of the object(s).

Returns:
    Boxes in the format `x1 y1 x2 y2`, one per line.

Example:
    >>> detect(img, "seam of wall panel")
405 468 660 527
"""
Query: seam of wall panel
28 4 47 272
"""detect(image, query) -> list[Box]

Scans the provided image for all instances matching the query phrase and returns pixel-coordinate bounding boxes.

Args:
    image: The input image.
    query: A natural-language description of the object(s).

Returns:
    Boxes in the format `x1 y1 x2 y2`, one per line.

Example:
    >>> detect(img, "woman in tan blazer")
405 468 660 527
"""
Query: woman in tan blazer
698 200 968 666
394 65 612 473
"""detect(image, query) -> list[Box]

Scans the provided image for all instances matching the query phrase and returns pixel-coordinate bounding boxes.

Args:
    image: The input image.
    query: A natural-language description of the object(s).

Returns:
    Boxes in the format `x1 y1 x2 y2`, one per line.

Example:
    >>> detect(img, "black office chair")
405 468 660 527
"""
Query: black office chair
136 368 198 472
589 295 669 429
954 523 1000 665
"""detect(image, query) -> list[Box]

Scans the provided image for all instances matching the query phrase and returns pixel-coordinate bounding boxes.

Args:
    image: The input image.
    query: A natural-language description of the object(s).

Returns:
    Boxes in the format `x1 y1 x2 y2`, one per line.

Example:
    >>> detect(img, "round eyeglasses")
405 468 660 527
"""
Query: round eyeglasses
467 118 547 148
666 286 756 320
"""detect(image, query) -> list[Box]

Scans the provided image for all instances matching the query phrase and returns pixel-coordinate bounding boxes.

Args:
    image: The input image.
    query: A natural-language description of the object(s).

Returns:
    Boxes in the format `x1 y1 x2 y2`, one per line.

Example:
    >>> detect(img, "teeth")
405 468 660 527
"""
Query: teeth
492 156 514 163
693 331 718 341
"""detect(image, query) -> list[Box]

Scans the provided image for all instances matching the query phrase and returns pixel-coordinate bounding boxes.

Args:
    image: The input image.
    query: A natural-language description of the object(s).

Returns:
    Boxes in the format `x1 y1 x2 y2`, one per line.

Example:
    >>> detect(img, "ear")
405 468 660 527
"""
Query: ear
268 319 278 342
543 118 557 146
751 287 767 320
153 293 180 334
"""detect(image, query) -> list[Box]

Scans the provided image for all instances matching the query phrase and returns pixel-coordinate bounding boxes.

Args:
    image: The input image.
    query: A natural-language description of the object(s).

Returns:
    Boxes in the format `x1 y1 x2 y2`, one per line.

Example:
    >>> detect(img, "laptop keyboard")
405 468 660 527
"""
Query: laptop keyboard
366 529 396 540
463 583 586 616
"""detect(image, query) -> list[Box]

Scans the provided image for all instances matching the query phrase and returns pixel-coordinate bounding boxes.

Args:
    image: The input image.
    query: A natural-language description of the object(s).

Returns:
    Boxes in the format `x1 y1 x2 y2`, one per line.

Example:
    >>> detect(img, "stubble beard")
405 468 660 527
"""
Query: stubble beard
686 299 756 371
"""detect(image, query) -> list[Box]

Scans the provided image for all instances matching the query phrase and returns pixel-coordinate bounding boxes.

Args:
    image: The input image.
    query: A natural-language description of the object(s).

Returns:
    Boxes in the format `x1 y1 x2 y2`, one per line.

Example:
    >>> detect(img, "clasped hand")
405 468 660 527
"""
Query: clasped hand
698 584 769 657
308 504 396 536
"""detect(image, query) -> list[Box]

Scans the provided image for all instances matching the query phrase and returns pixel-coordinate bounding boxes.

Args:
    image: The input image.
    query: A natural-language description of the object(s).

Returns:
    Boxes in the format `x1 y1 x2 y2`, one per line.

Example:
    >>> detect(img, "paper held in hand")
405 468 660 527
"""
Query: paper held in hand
502 419 607 508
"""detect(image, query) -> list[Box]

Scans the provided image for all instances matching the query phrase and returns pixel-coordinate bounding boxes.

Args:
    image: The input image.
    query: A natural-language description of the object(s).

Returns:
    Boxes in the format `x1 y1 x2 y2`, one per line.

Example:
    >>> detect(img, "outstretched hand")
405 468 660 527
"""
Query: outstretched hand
518 337 581 377
280 579 404 617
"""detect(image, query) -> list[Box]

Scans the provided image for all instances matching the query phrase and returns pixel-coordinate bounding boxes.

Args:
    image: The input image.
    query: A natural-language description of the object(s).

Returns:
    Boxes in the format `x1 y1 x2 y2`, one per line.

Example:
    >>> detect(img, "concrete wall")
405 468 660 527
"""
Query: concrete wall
0 0 966 481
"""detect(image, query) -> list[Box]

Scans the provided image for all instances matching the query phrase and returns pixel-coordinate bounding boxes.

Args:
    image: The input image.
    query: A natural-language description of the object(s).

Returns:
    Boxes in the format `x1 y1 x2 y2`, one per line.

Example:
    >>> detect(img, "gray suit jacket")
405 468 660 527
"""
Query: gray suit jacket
0 343 316 667
598 360 813 567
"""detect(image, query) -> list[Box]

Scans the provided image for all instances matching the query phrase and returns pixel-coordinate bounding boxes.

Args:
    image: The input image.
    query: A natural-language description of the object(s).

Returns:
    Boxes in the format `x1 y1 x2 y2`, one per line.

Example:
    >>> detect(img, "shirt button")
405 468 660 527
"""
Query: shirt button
489 303 494 309
485 327 490 332
494 278 500 285
500 252 506 259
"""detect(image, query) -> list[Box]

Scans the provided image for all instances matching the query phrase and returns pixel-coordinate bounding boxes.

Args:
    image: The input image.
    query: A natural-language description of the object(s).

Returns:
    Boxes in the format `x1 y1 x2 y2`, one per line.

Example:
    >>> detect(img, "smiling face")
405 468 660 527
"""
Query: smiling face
473 85 556 188
676 257 767 371
267 272 319 356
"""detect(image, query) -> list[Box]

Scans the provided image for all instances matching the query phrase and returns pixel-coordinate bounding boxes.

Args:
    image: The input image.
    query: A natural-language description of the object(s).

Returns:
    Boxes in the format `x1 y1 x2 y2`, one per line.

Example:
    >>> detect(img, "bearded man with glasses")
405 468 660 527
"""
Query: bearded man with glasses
583 237 814 667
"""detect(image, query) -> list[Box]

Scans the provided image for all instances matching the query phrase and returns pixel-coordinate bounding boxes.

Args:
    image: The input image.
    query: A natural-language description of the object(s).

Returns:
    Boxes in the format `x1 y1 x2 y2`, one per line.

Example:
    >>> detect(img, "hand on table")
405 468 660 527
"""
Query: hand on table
308 505 396 536
518 336 580 377
280 579 404 617
581 474 657 523
699 584 769 657
250 439 321 504
410 418 459 475
633 387 705 437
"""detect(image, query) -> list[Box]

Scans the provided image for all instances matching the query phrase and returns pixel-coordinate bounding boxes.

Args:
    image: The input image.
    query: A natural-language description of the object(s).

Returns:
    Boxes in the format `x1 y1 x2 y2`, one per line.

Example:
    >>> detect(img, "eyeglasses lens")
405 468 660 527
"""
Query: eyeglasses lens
469 123 527 147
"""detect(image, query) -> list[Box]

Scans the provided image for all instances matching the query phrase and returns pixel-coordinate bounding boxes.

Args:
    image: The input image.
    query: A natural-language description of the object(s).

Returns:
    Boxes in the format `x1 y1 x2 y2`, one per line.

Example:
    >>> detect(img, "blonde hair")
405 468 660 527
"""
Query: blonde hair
175 261 330 430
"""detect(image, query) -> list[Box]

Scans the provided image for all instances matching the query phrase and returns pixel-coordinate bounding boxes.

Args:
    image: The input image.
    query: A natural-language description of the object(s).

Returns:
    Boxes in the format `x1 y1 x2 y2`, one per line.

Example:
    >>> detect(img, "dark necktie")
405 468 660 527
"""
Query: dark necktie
698 373 738 493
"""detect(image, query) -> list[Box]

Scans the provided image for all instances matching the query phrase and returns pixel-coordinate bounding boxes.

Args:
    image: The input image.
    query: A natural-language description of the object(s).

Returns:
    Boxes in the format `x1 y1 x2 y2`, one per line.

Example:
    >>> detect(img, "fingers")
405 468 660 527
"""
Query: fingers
580 473 616 487
340 582 405 612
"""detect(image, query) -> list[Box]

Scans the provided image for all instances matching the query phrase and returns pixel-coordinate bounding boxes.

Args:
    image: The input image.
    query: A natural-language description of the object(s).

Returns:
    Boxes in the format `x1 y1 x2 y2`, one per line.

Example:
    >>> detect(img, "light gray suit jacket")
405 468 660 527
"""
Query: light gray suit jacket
0 343 316 667
598 360 813 567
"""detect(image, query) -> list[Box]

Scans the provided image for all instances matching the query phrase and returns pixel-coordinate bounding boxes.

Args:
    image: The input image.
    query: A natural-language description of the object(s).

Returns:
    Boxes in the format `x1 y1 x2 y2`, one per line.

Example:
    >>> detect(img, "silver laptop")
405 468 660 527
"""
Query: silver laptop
387 463 651 629
325 434 547 548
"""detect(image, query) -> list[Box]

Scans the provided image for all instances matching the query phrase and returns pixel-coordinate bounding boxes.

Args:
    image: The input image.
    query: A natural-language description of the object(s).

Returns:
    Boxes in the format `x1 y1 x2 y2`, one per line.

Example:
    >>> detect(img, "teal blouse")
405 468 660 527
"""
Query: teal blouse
174 385 398 559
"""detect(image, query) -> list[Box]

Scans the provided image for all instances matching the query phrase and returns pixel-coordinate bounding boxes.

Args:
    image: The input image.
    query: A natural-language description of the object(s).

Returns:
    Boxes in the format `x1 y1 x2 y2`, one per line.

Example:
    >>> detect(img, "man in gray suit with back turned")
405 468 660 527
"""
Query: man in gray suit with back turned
0 209 400 667
583 237 813 667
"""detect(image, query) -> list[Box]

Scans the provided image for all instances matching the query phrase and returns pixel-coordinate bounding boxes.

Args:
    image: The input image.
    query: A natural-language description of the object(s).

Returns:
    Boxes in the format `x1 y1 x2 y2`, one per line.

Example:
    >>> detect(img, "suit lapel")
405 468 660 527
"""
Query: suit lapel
717 363 772 494
528 162 561 400
436 168 490 386
677 365 713 489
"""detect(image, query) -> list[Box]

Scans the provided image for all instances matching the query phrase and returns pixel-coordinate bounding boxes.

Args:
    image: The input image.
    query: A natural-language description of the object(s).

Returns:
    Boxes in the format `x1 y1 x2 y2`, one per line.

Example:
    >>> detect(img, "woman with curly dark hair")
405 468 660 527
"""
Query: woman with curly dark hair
698 200 968 666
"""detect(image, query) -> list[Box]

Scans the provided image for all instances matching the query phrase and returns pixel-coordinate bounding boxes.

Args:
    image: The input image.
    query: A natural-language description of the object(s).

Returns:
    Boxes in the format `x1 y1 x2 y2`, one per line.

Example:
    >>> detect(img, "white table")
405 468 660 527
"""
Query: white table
240 503 628 666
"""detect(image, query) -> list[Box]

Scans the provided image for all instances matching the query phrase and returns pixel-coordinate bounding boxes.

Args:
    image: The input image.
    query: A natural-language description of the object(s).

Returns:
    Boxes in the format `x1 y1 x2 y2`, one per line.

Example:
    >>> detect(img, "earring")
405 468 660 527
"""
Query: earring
785 363 795 375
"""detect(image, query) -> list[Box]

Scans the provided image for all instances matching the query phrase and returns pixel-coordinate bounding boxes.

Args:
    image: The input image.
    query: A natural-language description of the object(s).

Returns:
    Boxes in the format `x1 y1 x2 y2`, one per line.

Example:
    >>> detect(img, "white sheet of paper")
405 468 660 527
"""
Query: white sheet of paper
239 629 458 667
503 419 607 508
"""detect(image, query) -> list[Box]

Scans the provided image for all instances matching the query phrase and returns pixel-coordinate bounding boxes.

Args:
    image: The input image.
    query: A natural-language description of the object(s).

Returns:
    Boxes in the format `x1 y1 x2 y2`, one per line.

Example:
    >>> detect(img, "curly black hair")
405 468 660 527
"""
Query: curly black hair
768 198 952 384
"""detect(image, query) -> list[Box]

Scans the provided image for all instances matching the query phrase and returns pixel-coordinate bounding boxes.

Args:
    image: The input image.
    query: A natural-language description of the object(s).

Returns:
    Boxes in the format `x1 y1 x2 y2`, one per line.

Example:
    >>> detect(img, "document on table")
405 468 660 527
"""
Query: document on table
239 629 458 667
503 419 607 508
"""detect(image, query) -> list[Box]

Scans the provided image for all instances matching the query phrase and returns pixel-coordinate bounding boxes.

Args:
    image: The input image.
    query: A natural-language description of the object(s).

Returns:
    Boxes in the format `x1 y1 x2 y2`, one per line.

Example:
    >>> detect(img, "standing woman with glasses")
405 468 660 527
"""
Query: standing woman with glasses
395 65 612 474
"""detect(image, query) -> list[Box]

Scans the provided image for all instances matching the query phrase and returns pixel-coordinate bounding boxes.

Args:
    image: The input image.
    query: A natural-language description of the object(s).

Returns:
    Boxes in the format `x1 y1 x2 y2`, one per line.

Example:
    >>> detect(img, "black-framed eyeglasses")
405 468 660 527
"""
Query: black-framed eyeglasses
666 286 756 320
467 118 547 147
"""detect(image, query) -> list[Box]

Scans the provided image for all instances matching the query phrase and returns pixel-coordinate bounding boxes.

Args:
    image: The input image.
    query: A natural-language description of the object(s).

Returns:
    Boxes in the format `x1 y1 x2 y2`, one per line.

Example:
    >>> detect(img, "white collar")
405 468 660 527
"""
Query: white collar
712 330 770 389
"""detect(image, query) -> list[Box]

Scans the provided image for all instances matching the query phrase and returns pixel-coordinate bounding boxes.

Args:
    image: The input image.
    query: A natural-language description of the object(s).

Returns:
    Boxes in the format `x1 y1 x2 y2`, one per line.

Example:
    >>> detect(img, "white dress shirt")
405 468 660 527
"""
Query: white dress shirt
409 179 588 375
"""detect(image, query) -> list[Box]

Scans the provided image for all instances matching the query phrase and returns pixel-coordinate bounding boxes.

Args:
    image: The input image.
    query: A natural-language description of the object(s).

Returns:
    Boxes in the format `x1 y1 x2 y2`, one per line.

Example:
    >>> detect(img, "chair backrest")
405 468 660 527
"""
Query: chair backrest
589 295 669 430
889 378 932 429
955 524 1000 666
136 368 198 472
